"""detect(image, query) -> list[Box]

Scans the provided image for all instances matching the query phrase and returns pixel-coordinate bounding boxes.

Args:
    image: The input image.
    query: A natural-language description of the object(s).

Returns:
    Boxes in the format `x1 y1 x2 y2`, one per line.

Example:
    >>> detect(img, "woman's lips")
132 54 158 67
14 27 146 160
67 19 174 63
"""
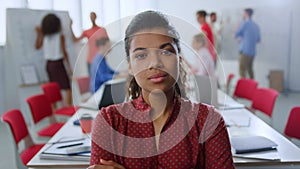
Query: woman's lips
148 73 168 83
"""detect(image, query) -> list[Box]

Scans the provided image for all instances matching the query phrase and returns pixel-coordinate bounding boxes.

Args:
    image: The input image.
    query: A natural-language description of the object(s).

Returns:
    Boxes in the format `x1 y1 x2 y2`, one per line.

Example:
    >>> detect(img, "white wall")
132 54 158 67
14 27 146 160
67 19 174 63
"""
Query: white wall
289 8 300 91
0 46 4 114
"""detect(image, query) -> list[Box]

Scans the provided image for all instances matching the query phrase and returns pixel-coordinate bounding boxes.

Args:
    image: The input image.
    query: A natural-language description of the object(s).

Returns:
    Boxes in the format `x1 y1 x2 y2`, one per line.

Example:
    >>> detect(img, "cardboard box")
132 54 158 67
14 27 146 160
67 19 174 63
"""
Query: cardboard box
269 70 284 92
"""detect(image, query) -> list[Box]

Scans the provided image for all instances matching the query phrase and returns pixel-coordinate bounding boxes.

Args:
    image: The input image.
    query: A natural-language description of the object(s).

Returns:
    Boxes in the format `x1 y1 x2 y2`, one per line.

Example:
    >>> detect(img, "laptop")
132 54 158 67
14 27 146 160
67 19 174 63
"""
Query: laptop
79 78 127 110
98 78 127 109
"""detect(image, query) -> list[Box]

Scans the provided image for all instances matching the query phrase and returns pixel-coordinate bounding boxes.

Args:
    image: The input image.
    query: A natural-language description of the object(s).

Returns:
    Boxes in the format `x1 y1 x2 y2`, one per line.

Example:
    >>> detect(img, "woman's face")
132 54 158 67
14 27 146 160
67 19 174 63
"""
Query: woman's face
128 28 179 95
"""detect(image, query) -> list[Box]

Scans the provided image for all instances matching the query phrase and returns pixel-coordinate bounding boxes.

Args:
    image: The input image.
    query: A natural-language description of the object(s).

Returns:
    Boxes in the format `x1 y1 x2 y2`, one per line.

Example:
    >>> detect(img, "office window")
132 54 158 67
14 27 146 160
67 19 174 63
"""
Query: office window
0 0 26 45
53 0 82 36
27 0 53 10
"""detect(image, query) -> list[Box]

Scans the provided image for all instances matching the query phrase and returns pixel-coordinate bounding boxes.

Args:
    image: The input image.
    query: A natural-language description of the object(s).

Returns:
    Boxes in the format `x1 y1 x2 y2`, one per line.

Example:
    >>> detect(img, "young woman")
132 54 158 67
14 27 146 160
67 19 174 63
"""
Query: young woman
35 13 72 105
89 11 234 169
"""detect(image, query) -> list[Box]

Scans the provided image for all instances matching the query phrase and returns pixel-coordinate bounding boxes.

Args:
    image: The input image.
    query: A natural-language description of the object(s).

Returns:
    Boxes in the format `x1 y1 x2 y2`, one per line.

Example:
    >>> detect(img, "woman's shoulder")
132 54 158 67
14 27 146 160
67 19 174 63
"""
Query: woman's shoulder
179 98 225 136
96 101 136 123
98 101 128 115
179 97 222 120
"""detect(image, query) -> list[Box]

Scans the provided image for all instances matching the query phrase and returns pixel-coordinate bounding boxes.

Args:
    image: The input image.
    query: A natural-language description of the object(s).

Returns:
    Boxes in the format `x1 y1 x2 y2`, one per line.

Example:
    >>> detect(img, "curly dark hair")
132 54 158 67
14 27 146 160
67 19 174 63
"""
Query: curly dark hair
41 13 61 35
124 10 187 100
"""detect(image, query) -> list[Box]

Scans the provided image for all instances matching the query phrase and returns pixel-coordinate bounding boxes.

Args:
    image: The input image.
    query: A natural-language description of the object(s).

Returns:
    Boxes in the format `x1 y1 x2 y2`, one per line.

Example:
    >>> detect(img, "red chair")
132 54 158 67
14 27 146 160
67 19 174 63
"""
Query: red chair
251 88 279 117
284 107 300 140
41 82 77 116
27 94 64 137
226 73 235 94
76 76 92 102
233 78 258 100
2 109 45 165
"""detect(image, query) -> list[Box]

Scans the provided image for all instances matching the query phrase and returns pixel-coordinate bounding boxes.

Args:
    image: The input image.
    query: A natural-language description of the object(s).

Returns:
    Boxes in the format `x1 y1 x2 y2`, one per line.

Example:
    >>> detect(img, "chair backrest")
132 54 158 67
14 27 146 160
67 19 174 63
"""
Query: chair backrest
76 76 90 95
194 75 218 107
226 73 235 94
41 82 63 104
27 94 53 124
233 78 258 100
284 107 300 140
2 109 29 144
251 88 279 117
0 121 27 169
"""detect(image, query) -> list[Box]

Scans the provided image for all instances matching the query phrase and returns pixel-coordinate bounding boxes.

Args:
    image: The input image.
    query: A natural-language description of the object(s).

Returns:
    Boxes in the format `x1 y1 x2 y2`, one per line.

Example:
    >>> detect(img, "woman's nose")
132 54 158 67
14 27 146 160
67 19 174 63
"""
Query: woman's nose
148 50 163 69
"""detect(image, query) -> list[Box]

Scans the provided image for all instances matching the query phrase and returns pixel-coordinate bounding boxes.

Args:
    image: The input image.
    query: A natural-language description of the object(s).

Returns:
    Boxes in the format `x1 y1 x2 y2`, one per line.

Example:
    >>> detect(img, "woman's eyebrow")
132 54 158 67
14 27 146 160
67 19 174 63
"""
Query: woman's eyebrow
159 42 174 49
132 47 146 53
132 42 174 52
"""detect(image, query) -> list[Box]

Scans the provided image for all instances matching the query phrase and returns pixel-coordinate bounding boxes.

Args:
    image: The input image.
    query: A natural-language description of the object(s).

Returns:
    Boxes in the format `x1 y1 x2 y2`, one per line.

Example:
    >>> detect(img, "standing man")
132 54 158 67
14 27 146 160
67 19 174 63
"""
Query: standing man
209 12 223 55
70 12 108 72
235 8 260 79
196 10 216 63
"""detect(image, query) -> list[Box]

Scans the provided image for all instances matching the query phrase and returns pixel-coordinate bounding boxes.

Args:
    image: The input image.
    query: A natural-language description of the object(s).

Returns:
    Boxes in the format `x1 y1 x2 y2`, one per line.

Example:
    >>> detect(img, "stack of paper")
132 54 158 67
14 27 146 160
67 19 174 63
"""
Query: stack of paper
40 137 91 161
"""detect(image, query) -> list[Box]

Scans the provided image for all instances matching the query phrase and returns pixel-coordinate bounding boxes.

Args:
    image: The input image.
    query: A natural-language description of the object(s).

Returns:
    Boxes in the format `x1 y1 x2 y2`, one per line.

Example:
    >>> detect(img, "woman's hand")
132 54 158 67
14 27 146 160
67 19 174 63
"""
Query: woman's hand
35 26 41 34
87 159 125 169
35 26 43 49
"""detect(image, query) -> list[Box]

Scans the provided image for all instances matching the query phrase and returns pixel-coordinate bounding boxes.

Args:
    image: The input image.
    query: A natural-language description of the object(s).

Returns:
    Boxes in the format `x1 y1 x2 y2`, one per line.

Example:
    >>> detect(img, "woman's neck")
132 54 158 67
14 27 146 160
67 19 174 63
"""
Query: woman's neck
142 88 175 119
92 22 97 27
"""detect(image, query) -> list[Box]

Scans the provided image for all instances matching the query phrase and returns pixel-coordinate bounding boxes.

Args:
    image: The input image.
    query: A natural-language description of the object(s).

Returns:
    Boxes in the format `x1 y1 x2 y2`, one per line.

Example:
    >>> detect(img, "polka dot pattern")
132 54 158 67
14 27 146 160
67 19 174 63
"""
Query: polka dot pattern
90 95 235 169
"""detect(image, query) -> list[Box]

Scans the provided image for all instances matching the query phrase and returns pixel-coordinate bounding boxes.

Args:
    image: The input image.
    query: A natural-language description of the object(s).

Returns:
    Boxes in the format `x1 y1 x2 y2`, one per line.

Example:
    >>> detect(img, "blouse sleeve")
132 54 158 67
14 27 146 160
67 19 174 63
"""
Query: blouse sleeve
198 106 235 169
90 108 115 165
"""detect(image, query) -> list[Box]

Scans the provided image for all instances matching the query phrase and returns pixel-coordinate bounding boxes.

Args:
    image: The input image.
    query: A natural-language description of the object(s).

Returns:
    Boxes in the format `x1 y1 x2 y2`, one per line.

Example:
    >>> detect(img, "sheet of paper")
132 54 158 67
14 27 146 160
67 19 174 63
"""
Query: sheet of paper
40 137 91 161
20 64 39 84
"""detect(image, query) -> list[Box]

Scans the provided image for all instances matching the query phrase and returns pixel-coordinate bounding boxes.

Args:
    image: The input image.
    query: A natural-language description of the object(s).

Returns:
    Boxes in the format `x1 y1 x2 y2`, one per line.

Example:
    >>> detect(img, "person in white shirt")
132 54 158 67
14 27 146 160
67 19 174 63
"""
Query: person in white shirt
35 13 73 105
209 12 223 56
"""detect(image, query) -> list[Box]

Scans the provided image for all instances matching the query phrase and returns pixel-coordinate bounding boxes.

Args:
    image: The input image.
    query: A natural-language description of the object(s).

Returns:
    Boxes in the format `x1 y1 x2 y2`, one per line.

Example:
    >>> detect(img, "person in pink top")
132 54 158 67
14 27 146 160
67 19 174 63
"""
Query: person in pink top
70 12 108 71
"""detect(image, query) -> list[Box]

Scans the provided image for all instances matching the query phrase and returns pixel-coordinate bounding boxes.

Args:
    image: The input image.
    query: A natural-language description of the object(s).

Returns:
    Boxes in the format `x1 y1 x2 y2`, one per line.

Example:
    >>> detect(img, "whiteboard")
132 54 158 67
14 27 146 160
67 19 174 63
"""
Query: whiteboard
5 8 77 84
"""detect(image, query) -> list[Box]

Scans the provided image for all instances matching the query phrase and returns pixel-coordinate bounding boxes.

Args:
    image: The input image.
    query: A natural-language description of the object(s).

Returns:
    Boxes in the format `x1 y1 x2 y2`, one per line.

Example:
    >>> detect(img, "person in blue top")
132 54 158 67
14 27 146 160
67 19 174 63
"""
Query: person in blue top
90 37 127 93
235 8 260 79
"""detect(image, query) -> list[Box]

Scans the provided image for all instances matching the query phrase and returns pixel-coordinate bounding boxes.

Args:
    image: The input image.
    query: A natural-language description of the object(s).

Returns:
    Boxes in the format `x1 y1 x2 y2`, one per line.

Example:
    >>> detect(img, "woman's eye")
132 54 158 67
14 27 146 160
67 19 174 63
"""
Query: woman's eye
160 49 173 56
135 53 147 59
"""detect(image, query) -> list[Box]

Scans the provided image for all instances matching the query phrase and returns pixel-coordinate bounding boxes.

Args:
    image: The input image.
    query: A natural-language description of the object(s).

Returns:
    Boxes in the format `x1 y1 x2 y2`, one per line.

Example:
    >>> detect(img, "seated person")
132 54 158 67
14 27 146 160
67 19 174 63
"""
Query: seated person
90 37 127 93
88 11 234 169
189 33 215 76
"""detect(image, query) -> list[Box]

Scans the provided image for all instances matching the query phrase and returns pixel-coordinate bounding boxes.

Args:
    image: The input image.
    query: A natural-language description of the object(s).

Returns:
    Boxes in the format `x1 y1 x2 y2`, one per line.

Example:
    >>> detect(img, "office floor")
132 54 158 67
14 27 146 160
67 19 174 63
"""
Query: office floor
271 91 300 147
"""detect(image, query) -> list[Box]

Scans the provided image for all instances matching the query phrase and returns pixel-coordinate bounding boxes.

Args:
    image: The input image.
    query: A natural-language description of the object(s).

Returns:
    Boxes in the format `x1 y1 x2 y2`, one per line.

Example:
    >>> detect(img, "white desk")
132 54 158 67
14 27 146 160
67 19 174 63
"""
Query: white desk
218 90 300 168
27 108 98 169
28 91 300 169
221 108 300 168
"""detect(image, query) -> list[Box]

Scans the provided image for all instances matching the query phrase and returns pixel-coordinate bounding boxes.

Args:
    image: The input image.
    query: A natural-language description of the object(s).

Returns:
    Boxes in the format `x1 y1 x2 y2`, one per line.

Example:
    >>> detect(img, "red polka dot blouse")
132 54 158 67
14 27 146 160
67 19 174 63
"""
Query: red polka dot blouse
90 95 235 169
